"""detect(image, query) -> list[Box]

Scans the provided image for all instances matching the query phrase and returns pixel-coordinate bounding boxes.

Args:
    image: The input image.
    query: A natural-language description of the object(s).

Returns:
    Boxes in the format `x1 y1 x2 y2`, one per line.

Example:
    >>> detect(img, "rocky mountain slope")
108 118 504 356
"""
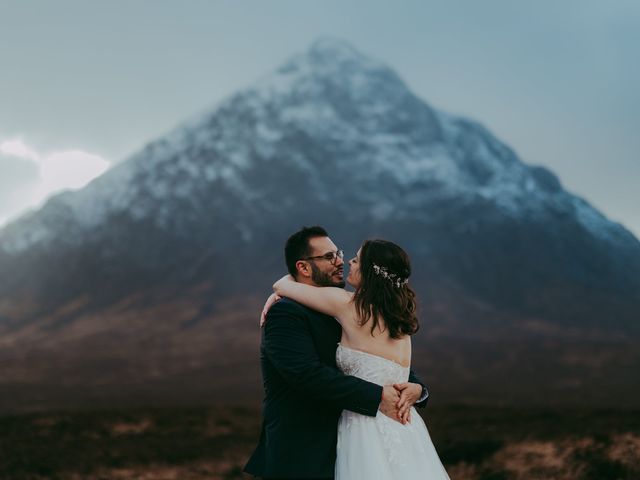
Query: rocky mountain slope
0 39 638 411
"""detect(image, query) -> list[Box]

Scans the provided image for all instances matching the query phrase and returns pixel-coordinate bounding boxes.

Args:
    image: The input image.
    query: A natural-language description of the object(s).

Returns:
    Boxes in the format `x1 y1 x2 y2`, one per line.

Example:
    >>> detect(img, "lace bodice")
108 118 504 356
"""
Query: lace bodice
334 346 450 479
336 343 410 385
334 344 450 479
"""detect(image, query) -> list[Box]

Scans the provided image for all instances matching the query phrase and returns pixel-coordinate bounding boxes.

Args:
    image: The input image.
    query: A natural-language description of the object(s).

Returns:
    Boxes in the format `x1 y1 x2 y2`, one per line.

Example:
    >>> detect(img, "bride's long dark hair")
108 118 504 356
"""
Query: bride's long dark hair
353 239 419 339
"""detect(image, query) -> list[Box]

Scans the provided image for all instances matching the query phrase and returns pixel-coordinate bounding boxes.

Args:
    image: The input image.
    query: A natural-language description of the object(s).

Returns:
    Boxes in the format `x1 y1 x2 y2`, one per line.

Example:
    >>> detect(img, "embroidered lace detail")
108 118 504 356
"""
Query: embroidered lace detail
336 343 410 386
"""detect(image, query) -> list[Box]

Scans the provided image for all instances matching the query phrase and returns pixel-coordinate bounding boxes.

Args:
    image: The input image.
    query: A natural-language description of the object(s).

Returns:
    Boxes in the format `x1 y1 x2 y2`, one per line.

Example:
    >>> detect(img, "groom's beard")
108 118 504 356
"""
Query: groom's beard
311 263 345 288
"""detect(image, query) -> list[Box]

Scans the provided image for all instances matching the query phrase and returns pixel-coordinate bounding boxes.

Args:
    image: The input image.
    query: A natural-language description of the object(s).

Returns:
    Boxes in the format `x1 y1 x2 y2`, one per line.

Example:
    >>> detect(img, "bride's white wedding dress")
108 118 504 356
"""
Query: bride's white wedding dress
335 343 451 479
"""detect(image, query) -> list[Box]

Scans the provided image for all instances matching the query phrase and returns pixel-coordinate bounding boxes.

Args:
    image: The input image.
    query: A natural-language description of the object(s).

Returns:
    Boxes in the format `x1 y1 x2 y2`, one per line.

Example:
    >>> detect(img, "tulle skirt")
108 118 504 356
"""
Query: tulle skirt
335 408 451 480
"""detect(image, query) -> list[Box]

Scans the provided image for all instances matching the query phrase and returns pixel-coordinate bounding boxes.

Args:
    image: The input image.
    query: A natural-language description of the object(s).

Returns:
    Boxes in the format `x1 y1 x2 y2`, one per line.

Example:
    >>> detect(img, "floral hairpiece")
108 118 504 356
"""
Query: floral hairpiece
372 263 409 288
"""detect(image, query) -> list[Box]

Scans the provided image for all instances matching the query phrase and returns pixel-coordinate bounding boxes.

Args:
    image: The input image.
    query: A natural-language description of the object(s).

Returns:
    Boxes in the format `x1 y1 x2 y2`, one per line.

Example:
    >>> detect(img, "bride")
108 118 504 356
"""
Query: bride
268 239 450 479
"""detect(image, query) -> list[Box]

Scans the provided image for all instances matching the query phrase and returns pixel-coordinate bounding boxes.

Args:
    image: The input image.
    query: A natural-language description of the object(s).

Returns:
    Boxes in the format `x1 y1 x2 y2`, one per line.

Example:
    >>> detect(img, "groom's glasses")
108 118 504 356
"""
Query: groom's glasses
301 249 344 265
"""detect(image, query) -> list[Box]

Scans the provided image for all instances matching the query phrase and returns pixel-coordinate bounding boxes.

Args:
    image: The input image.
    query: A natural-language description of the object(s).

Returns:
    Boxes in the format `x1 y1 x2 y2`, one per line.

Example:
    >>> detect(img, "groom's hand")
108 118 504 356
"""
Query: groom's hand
394 382 422 423
379 385 405 425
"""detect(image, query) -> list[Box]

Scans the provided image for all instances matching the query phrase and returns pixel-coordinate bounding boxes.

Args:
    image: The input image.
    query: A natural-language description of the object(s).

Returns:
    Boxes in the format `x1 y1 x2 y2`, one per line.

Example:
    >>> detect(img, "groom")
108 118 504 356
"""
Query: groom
244 226 429 480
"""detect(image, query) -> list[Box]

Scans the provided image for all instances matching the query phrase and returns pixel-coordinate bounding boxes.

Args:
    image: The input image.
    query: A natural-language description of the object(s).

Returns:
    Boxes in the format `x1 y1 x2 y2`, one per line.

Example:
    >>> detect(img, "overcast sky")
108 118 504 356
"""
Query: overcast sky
1 0 638 236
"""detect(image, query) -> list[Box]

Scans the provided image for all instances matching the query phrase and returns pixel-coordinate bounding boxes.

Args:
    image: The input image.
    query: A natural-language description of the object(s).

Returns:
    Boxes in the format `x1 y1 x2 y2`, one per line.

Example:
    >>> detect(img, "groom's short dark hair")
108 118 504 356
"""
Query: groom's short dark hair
285 226 329 277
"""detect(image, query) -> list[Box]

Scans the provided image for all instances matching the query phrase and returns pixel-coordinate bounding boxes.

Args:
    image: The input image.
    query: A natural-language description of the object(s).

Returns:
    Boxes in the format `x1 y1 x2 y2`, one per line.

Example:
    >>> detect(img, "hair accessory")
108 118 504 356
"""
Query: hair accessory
372 263 409 288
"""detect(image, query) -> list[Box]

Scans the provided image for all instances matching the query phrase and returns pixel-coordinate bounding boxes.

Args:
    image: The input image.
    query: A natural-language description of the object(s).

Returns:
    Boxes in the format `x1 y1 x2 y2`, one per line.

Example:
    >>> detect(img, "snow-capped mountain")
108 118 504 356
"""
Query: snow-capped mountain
0 38 638 411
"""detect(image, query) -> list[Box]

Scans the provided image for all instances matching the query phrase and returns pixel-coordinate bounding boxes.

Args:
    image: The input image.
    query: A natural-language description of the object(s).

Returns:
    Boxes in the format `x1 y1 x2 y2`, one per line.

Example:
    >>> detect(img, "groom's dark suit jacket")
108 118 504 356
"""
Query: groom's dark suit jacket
244 297 428 479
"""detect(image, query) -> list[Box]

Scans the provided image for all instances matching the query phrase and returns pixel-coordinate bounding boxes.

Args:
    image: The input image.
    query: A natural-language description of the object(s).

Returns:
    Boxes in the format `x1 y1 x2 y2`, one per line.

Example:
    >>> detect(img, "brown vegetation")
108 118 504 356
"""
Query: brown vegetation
1 405 639 479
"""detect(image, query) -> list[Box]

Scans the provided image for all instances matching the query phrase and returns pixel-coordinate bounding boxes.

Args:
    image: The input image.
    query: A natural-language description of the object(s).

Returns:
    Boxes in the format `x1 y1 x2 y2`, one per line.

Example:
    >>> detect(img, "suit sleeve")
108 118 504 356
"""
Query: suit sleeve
408 369 429 408
264 302 382 417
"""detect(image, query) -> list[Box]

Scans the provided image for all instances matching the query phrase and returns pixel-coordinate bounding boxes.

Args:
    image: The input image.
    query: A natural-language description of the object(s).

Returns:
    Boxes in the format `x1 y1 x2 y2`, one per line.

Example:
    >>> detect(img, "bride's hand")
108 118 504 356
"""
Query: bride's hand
260 293 282 327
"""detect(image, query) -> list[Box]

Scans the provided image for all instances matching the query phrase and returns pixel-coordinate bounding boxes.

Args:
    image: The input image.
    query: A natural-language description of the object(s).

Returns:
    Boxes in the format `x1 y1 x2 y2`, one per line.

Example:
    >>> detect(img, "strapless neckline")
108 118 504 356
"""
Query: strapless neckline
337 343 410 370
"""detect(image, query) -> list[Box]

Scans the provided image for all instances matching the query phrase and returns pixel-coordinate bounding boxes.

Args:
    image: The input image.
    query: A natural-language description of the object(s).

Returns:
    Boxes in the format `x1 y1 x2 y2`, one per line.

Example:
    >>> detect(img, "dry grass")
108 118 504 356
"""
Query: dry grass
1 405 639 479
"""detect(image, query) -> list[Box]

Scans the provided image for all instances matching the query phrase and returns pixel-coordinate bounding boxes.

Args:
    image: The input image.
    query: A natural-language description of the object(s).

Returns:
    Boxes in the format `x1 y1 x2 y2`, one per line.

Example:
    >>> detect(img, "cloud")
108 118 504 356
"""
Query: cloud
0 138 40 162
0 137 110 227
0 153 39 217
36 149 110 197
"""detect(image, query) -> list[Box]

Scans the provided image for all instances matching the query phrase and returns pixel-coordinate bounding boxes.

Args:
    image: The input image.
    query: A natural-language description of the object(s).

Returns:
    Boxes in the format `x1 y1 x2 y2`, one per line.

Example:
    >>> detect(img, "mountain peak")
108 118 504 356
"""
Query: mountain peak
307 37 368 64
272 36 388 82
1 39 639 414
